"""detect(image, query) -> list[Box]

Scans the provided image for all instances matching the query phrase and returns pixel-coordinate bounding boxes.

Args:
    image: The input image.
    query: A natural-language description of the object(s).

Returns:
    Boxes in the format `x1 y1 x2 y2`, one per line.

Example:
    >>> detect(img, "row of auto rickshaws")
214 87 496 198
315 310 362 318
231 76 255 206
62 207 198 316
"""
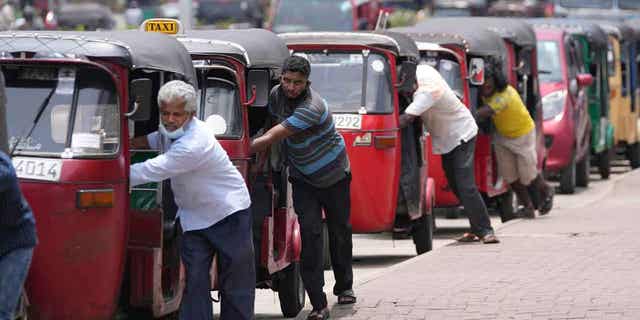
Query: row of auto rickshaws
3 15 640 320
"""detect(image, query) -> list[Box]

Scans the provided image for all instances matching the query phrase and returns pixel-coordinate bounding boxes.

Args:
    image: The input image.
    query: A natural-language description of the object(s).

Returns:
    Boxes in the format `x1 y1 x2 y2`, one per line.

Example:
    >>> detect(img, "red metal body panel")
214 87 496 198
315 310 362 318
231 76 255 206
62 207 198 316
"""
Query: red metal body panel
536 29 590 173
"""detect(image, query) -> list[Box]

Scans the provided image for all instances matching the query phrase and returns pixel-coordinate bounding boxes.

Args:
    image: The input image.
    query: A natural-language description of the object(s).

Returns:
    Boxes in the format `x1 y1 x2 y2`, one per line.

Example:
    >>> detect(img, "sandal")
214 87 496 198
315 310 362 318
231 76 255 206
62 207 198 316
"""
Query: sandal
539 188 554 215
481 234 500 244
337 289 356 305
456 232 480 242
307 307 330 320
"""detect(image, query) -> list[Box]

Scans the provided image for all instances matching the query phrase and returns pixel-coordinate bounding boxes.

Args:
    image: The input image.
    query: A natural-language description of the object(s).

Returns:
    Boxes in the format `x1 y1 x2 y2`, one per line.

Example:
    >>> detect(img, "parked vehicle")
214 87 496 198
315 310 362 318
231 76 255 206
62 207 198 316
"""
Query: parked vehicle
196 0 264 28
431 0 488 16
267 0 381 33
530 24 593 193
381 0 425 12
488 0 554 17
528 18 614 180
55 3 115 30
394 23 518 220
280 31 436 255
595 20 640 168
554 0 640 20
1 31 194 319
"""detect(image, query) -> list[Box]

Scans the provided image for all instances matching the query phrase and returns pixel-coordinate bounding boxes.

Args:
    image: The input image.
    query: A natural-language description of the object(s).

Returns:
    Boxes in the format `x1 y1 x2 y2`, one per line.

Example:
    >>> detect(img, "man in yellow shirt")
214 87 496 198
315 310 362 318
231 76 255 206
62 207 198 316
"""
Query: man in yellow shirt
477 62 553 219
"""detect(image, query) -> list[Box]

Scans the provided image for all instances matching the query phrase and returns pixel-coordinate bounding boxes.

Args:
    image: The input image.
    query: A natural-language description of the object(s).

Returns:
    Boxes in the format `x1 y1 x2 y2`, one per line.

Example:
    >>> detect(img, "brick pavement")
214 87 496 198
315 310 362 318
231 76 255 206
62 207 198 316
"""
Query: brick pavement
328 170 640 320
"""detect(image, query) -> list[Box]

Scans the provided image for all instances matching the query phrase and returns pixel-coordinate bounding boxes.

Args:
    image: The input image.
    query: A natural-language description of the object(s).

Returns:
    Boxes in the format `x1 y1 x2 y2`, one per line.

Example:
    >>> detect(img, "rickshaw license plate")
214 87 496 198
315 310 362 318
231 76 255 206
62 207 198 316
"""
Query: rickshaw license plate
333 114 362 130
12 157 62 182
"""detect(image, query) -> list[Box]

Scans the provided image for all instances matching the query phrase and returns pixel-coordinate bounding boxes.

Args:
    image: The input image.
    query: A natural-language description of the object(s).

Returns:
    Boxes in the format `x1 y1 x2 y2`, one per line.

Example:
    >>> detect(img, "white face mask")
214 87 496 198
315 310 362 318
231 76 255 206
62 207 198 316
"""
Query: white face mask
159 122 186 140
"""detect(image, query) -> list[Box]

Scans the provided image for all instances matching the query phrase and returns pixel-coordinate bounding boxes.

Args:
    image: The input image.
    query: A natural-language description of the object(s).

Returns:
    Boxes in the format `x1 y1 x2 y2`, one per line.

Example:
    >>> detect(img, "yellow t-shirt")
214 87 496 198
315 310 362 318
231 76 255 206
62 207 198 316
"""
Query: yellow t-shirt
484 85 535 138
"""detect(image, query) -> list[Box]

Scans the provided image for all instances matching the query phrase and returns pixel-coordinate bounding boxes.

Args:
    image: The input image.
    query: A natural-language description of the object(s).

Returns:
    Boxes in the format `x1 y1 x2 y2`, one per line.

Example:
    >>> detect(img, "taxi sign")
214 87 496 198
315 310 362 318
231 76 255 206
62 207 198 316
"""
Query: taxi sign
141 18 182 35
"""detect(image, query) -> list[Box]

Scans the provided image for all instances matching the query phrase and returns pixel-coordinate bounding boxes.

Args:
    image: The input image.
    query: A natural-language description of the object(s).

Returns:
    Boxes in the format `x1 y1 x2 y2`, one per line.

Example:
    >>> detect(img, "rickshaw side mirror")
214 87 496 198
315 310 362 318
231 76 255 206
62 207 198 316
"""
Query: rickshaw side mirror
577 73 593 88
468 58 485 86
246 69 270 107
127 79 152 121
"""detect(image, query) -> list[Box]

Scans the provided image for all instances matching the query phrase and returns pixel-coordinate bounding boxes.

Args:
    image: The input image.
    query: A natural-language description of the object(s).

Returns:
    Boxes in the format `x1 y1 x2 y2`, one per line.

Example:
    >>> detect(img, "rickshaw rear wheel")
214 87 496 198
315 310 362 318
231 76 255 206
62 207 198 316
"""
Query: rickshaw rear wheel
627 142 640 169
576 150 590 188
412 214 434 255
598 148 612 179
277 262 305 318
559 154 576 194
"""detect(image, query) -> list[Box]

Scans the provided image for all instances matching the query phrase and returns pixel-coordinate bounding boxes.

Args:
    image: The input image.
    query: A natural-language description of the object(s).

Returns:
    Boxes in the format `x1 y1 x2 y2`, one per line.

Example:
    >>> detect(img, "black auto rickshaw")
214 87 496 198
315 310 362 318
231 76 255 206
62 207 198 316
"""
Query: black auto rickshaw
0 30 198 319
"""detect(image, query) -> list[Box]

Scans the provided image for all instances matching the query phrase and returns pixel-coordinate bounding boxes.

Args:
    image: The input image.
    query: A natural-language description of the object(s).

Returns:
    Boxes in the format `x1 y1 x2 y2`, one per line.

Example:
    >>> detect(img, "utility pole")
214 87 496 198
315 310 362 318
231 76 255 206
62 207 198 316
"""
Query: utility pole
179 0 192 30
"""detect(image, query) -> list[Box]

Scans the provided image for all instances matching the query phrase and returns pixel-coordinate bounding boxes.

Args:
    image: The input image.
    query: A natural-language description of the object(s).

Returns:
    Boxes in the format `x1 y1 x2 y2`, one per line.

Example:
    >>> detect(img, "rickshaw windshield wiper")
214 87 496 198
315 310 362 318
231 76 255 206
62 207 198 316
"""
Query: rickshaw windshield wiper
10 87 57 156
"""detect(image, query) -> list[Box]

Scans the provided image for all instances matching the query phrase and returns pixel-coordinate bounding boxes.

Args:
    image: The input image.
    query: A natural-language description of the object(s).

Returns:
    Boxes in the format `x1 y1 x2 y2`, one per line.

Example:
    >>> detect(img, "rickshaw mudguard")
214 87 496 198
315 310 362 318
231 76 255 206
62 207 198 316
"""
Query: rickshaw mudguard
21 161 128 320
262 207 301 274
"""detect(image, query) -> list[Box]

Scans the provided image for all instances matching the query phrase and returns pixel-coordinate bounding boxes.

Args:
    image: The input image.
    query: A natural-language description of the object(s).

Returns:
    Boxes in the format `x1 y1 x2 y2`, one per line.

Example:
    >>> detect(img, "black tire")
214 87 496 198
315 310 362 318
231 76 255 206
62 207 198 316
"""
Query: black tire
412 214 434 255
576 151 590 187
277 262 305 318
559 154 576 194
496 190 516 223
321 222 331 270
628 142 640 169
598 148 612 179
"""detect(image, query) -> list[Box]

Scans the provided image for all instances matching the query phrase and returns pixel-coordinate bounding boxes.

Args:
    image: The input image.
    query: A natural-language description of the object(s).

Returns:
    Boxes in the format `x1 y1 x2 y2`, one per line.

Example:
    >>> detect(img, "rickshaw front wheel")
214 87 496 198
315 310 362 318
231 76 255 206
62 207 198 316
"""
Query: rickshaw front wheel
276 262 305 318
412 214 434 255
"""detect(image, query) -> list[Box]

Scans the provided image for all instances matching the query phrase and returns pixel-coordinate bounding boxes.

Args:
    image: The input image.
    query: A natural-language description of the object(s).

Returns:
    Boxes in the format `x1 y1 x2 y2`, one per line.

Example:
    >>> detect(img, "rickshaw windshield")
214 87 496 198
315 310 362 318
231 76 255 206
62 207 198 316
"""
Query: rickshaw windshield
4 65 119 157
537 41 563 83
419 57 464 99
272 0 353 33
619 0 640 9
197 77 242 139
558 0 613 9
306 52 394 114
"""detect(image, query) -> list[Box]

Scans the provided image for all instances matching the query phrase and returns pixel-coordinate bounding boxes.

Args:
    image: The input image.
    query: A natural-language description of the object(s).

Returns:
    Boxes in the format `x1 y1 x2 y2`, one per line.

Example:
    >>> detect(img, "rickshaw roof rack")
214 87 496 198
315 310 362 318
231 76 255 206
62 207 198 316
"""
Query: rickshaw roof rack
392 25 507 60
0 31 197 86
178 29 290 69
416 17 537 48
279 31 419 60
526 18 609 48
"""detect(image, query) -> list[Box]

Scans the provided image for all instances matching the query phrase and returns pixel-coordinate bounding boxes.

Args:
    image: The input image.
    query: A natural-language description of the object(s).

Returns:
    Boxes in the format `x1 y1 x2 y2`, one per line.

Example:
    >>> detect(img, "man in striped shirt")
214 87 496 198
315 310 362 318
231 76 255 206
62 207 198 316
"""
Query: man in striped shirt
251 56 354 320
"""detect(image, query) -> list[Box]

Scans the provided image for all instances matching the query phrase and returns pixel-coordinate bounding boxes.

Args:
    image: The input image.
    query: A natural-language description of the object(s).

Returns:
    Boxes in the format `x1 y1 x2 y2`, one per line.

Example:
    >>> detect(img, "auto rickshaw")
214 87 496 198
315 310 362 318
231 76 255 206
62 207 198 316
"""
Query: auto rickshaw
393 24 520 220
528 19 615 181
54 2 115 31
594 20 640 168
280 31 436 255
1 31 195 319
141 20 305 317
266 0 382 33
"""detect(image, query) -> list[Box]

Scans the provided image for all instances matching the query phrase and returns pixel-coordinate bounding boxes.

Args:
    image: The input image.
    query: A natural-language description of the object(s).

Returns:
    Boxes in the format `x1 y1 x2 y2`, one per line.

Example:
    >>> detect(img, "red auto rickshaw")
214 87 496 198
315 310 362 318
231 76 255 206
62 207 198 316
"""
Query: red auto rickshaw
266 0 381 33
280 31 436 255
394 24 518 220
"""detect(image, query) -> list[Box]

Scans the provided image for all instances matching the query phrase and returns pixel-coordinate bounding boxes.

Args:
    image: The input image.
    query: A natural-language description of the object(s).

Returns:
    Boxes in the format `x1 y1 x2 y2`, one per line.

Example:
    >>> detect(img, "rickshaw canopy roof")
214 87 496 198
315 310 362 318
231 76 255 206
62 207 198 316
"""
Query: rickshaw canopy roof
392 25 507 60
178 29 290 69
279 31 419 60
0 31 197 86
527 18 609 49
56 3 114 29
591 20 638 42
417 17 537 48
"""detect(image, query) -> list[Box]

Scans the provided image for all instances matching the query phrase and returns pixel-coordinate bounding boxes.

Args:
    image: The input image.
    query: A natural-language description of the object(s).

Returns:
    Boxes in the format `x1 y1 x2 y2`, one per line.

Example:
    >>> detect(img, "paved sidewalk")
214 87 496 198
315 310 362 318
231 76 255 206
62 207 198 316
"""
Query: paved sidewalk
328 170 640 320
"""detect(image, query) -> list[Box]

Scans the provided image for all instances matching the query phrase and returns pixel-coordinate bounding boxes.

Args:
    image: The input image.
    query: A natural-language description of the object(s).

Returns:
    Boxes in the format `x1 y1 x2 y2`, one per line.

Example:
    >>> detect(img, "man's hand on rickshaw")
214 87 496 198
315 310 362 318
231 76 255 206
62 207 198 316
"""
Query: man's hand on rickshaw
399 113 417 129
130 136 150 149
249 124 293 154
476 105 495 120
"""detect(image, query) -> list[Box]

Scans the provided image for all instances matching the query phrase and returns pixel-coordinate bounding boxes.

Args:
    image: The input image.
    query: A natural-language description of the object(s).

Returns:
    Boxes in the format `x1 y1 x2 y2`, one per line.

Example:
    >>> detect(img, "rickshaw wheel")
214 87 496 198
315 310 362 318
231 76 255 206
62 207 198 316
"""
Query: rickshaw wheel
598 148 612 179
321 222 332 270
559 154 576 194
576 149 590 188
277 262 305 318
627 143 640 169
412 201 434 255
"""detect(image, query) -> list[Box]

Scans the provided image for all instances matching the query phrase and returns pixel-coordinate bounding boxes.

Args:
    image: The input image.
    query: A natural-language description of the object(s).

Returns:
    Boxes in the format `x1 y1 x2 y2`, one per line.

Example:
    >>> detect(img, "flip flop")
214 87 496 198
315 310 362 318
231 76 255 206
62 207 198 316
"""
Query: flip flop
456 232 480 242
337 289 356 305
307 307 330 319
480 234 500 244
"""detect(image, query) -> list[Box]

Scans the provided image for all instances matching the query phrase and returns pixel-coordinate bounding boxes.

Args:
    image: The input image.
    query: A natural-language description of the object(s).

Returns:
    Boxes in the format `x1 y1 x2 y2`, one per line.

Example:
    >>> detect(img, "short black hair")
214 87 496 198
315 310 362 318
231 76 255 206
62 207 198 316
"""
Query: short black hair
486 57 508 92
282 56 311 78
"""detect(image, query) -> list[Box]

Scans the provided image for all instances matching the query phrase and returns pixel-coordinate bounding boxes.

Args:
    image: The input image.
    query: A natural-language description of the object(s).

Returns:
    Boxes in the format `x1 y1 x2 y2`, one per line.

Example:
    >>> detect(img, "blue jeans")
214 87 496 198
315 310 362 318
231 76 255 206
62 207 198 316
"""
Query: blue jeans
179 208 255 320
0 247 33 320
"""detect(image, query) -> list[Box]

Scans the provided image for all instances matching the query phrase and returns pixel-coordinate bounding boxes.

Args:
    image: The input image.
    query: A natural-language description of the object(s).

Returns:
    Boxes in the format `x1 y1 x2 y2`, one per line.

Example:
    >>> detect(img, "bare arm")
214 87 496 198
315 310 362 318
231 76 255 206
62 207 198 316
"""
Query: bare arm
130 135 150 149
399 113 418 129
476 105 495 120
250 124 294 154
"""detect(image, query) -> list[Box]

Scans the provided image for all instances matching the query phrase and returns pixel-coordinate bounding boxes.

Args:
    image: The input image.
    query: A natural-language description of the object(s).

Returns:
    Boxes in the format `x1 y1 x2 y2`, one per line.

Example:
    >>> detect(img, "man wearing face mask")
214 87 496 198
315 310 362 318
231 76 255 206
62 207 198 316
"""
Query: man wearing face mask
251 56 354 320
129 80 254 320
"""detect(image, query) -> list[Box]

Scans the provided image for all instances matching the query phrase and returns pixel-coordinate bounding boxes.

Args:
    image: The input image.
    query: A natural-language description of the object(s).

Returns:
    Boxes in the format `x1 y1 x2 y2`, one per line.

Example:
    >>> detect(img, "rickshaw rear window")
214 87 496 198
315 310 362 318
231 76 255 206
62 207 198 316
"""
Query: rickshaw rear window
536 41 563 83
4 65 119 157
558 0 613 9
197 77 242 139
305 52 394 114
273 0 353 32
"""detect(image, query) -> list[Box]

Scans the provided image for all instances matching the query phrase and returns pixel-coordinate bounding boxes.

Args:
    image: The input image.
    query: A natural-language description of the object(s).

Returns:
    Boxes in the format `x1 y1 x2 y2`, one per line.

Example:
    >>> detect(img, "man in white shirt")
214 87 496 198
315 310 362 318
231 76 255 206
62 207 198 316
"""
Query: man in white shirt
130 80 254 320
399 64 499 244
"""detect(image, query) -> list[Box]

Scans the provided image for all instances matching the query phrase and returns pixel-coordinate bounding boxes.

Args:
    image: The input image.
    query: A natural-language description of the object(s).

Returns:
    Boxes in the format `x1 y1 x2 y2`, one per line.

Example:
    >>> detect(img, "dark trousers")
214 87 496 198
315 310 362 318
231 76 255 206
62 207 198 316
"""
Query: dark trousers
441 137 494 237
291 174 353 310
179 208 255 320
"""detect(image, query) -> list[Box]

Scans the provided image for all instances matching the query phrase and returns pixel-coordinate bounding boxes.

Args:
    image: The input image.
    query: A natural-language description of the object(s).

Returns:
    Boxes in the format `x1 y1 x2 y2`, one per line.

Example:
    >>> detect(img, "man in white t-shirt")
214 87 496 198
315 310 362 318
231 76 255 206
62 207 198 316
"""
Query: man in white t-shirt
399 64 498 244
130 80 254 319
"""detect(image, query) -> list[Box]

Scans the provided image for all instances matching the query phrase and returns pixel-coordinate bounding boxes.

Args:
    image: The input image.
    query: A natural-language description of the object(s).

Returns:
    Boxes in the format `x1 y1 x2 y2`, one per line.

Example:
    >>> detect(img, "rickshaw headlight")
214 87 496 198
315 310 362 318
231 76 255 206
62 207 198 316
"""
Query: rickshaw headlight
542 90 567 121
